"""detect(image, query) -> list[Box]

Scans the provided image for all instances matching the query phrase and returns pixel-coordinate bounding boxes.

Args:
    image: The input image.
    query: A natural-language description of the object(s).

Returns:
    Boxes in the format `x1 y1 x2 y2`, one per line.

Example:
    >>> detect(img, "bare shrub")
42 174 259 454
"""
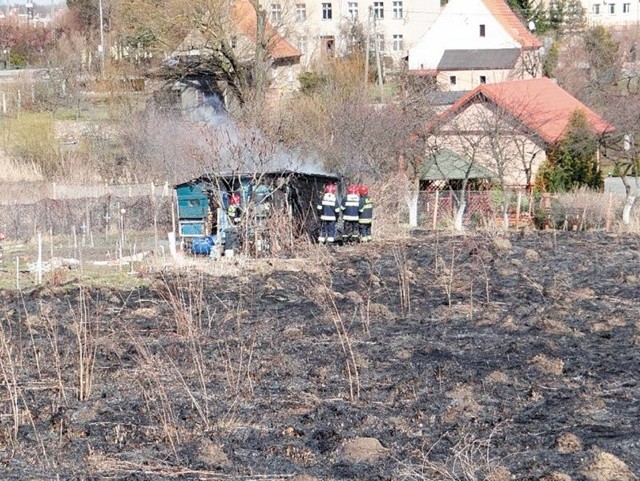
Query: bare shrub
392 244 411 317
71 287 98 401
305 259 360 401
534 189 625 231
398 430 508 481
0 320 21 445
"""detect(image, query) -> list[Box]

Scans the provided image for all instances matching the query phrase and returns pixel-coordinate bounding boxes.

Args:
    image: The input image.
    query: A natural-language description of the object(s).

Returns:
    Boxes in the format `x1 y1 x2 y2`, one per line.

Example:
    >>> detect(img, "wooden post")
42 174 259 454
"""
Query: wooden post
37 233 42 285
605 192 613 232
432 190 440 230
16 257 20 290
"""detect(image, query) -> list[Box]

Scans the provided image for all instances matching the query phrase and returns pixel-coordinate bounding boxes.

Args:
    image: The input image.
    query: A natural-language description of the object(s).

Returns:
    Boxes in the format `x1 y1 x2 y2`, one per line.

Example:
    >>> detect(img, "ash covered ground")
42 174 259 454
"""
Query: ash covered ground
0 231 638 480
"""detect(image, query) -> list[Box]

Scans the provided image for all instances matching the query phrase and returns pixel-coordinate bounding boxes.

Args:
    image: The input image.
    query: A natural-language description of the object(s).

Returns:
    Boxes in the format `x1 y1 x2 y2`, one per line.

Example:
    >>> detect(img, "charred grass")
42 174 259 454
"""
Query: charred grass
0 231 638 480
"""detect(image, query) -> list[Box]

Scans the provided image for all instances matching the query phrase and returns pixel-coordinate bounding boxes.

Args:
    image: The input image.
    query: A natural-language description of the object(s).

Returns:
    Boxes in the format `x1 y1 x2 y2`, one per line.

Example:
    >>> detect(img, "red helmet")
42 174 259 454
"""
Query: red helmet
324 184 337 194
230 193 241 205
358 185 369 196
347 184 359 195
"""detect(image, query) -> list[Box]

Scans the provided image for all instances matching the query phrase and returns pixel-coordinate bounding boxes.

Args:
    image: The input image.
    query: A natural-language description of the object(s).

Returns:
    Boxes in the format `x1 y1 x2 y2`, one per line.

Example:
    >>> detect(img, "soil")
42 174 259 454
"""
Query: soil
0 230 638 480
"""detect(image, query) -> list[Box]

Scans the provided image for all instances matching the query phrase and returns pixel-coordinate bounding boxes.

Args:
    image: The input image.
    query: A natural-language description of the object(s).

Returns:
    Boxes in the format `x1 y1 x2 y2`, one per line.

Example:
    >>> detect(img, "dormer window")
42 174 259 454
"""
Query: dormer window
479 24 486 37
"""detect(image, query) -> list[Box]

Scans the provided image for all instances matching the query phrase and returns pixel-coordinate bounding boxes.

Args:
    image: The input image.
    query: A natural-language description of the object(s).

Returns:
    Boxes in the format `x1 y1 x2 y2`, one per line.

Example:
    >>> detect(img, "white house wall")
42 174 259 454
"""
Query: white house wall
437 69 513 91
262 0 441 68
434 102 547 187
408 0 524 71
540 0 640 27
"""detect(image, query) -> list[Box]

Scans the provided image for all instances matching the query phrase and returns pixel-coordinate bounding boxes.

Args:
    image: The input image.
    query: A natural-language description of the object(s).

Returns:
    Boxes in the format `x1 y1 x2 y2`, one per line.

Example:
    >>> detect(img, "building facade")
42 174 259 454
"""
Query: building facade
261 0 442 69
541 0 640 27
408 0 542 92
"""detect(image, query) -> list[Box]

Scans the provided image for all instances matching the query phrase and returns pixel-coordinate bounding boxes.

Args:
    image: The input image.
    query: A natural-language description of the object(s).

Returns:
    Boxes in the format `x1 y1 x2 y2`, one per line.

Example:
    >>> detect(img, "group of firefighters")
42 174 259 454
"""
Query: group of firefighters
317 184 373 244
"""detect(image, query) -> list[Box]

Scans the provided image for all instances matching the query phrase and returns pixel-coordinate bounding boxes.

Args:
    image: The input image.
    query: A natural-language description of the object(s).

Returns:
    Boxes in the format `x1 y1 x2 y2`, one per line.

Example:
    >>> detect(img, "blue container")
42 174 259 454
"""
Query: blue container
176 183 209 219
190 236 216 256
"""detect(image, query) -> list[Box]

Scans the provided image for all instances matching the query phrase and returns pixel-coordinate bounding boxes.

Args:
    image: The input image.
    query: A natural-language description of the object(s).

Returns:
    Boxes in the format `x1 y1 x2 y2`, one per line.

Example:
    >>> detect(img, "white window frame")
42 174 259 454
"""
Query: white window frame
322 2 332 20
348 1 358 20
271 3 282 23
373 1 384 19
295 3 306 21
376 33 385 52
449 75 457 86
297 36 307 54
608 3 615 14
479 24 486 37
592 4 600 14
623 3 630 13
392 0 403 19
392 34 403 51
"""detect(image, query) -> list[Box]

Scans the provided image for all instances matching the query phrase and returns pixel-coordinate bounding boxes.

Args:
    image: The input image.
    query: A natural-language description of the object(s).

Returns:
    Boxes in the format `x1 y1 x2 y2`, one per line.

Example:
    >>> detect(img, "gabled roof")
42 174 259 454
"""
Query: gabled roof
173 0 300 61
232 0 300 60
438 77 615 143
482 0 542 49
421 149 495 180
437 48 521 71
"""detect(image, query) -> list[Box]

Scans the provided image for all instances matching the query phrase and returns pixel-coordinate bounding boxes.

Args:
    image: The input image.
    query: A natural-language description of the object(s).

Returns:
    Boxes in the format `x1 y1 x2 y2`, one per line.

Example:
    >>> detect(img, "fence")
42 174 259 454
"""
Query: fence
0 181 171 204
0 195 173 243
419 189 631 231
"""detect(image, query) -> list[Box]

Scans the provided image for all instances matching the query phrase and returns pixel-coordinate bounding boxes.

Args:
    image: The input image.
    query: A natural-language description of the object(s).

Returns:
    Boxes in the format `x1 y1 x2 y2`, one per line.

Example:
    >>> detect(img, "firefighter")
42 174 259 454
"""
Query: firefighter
317 183 339 243
358 185 373 242
227 192 242 225
341 184 361 242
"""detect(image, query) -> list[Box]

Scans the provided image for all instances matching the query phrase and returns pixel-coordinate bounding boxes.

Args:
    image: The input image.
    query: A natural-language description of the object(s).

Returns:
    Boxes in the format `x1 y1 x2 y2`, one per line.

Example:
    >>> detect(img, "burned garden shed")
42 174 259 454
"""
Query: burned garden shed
175 169 340 255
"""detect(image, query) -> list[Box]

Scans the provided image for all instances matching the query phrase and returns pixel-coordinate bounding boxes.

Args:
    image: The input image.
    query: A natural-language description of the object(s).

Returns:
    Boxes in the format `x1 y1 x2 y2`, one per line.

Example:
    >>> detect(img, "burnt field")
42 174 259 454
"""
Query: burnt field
0 231 638 480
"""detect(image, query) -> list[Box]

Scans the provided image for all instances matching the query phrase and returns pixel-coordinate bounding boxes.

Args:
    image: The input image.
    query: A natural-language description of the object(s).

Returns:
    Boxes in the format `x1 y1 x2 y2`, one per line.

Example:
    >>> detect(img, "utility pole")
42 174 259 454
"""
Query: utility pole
364 6 371 86
98 0 105 75
372 6 384 96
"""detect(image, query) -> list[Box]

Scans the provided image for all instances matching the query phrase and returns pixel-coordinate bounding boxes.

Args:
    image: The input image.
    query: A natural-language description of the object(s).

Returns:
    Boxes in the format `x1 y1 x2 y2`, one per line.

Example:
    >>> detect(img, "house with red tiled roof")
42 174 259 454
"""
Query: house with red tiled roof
428 77 615 188
169 0 301 117
408 0 543 92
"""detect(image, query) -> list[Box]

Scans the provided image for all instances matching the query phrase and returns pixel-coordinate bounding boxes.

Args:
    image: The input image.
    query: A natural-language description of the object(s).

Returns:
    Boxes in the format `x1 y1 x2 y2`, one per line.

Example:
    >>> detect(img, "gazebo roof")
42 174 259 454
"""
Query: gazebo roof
420 149 495 180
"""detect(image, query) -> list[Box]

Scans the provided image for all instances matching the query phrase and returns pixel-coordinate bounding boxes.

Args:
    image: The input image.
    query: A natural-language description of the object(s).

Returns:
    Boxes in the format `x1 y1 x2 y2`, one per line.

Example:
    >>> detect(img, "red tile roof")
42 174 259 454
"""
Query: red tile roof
482 0 542 49
440 78 615 143
232 0 301 60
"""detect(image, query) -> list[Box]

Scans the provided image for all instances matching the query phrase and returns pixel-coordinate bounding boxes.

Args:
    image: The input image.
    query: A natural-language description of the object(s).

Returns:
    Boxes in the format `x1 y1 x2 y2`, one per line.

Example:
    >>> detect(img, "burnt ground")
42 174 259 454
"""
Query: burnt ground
0 231 638 480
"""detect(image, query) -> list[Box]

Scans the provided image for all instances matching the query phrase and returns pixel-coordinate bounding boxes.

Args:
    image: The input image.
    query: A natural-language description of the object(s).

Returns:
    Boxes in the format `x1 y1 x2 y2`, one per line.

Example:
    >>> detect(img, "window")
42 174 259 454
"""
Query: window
295 3 306 21
321 35 335 56
623 3 630 13
592 4 600 14
297 36 307 54
392 34 403 51
449 75 457 86
479 75 487 84
271 3 282 23
479 24 486 37
377 33 385 51
374 1 384 19
608 3 615 14
322 2 332 19
348 1 358 19
392 0 403 19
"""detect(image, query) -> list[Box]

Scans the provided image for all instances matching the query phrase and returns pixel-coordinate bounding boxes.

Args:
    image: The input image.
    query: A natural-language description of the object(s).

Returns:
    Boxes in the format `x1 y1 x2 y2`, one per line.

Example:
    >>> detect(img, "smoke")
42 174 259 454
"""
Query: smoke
192 93 337 178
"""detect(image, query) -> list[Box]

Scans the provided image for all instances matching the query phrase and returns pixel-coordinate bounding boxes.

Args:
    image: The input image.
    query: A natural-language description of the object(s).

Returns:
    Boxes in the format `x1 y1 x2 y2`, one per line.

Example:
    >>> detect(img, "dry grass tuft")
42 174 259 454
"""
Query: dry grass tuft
581 450 638 481
556 432 583 453
540 472 572 481
529 354 564 375
341 437 388 462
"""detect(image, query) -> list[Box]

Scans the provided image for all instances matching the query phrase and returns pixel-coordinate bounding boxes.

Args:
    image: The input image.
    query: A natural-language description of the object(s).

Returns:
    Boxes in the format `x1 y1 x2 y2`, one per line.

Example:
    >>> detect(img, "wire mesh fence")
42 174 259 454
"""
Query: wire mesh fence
419 189 632 231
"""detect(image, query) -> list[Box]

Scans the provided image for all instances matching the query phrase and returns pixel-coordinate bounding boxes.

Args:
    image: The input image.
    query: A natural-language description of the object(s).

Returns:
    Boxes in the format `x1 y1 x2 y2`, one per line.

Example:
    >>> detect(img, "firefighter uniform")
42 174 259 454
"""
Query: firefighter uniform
317 185 339 243
341 185 361 241
358 187 373 241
